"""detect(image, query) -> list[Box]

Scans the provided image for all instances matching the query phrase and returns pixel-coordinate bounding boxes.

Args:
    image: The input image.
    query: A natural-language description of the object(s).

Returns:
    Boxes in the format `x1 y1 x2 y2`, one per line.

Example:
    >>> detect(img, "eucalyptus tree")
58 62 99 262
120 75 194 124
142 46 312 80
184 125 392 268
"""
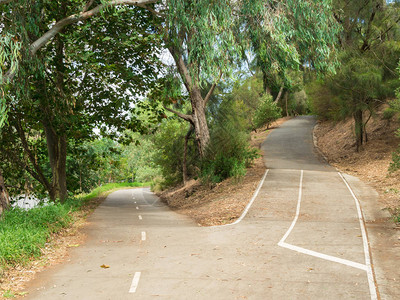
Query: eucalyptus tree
0 0 341 207
147 0 340 157
0 2 161 202
328 0 400 151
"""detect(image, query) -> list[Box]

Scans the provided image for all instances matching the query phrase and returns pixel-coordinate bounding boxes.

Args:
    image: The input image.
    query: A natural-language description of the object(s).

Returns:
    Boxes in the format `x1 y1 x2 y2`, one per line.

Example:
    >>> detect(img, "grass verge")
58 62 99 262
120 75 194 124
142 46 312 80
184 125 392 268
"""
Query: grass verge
0 182 149 279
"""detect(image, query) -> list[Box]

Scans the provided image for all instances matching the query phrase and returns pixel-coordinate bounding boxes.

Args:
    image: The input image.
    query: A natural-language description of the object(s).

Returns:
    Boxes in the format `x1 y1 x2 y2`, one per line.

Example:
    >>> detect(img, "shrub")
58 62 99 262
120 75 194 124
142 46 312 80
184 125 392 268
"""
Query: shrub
253 94 282 129
200 120 259 185
383 107 396 120
305 79 343 120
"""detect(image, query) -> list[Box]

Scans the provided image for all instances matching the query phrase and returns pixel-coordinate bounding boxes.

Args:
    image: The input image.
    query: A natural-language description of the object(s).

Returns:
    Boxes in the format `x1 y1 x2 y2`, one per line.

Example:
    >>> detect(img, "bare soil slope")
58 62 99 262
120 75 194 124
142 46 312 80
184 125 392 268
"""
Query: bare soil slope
314 106 400 218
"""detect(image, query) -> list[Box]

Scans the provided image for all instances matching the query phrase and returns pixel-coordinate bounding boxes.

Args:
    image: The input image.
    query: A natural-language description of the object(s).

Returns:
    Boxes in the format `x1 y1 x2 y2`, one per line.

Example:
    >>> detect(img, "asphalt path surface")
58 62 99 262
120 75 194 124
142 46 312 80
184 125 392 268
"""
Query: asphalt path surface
26 116 393 299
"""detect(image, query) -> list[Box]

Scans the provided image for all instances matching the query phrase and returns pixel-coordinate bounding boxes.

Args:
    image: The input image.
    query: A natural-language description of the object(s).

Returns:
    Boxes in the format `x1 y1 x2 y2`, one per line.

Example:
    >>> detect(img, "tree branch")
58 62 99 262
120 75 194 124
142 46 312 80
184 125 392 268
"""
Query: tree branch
139 4 165 17
30 0 157 55
82 0 95 12
168 46 193 93
12 115 51 190
164 106 194 124
2 0 158 83
274 85 284 103
203 83 216 107
203 70 223 107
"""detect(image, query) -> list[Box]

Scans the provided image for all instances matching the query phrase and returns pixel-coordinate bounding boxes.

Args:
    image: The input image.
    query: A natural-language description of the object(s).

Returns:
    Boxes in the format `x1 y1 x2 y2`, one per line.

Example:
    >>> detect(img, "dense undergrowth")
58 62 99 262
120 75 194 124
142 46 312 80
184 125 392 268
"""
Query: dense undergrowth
0 182 148 273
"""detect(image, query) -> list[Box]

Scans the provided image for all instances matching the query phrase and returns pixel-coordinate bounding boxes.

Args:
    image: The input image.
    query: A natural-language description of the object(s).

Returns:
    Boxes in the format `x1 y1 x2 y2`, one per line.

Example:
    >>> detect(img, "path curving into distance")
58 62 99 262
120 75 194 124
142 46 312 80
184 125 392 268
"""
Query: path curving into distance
25 116 395 299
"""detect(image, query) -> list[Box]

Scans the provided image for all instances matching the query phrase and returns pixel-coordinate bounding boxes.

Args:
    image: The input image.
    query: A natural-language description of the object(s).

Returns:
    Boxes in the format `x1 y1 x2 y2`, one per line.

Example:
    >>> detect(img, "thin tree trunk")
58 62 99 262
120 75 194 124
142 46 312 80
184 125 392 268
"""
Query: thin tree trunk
274 85 284 103
183 124 194 184
354 109 364 152
13 114 53 195
363 111 372 144
0 168 10 216
262 70 272 95
284 92 289 116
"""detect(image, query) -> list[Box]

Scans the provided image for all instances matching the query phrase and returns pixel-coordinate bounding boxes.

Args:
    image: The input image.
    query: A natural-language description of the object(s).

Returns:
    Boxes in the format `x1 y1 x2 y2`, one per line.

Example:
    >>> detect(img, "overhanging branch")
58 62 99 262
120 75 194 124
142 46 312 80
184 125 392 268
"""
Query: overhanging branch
203 70 222 106
30 0 158 55
164 106 193 124
2 0 158 83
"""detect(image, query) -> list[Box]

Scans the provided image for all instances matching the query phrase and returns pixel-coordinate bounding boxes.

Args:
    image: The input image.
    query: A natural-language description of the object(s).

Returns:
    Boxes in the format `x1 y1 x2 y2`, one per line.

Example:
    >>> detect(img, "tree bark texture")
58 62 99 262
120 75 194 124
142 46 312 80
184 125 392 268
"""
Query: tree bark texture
190 88 210 158
354 109 364 152
43 123 68 202
0 168 10 216
183 124 194 184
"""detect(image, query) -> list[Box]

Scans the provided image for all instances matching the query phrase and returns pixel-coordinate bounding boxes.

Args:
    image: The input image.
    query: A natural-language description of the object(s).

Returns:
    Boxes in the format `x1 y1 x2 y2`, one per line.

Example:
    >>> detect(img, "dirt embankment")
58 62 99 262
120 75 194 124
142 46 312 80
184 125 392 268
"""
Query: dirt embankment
158 117 291 226
314 106 400 218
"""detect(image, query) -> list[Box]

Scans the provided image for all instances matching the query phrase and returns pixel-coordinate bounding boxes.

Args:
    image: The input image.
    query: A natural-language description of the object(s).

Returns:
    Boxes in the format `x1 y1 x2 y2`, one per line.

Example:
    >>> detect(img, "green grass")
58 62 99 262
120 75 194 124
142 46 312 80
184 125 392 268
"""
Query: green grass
78 182 150 201
0 182 149 274
0 204 73 268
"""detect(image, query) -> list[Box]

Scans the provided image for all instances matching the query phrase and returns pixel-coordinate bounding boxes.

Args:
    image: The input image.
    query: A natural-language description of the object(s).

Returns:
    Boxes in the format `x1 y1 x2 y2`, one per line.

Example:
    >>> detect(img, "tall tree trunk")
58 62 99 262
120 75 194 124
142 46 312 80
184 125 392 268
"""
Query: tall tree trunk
284 92 289 116
191 88 210 158
167 46 212 159
43 3 68 203
43 123 68 202
0 168 10 216
354 109 364 152
183 124 194 184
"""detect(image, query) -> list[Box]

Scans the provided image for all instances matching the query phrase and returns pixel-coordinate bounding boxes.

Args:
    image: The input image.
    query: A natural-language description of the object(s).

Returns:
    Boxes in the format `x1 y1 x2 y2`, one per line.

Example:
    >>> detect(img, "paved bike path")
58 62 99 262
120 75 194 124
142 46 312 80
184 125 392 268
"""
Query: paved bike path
25 116 394 299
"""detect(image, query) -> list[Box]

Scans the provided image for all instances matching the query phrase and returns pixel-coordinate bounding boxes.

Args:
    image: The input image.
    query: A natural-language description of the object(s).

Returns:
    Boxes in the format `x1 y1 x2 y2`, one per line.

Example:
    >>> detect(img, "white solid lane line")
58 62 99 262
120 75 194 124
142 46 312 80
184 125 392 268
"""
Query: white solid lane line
338 172 378 300
278 170 303 244
278 170 376 299
141 231 146 241
217 169 269 227
279 242 367 271
129 272 141 293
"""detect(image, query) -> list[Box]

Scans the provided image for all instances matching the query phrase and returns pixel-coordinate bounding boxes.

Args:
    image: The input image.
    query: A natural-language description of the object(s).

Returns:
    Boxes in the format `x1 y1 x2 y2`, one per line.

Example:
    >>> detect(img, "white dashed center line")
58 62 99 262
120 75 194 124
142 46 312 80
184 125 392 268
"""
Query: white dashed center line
138 215 142 220
141 231 146 241
136 206 139 210
129 272 141 293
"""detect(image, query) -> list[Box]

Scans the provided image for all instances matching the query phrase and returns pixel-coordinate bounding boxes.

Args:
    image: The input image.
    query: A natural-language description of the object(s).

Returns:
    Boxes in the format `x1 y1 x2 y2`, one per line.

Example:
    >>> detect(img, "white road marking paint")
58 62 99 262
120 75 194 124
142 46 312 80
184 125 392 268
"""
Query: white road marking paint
279 242 367 271
134 201 137 204
138 215 142 220
129 272 141 293
278 170 303 244
216 169 269 227
338 172 378 300
136 206 139 210
141 231 146 241
278 170 377 300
